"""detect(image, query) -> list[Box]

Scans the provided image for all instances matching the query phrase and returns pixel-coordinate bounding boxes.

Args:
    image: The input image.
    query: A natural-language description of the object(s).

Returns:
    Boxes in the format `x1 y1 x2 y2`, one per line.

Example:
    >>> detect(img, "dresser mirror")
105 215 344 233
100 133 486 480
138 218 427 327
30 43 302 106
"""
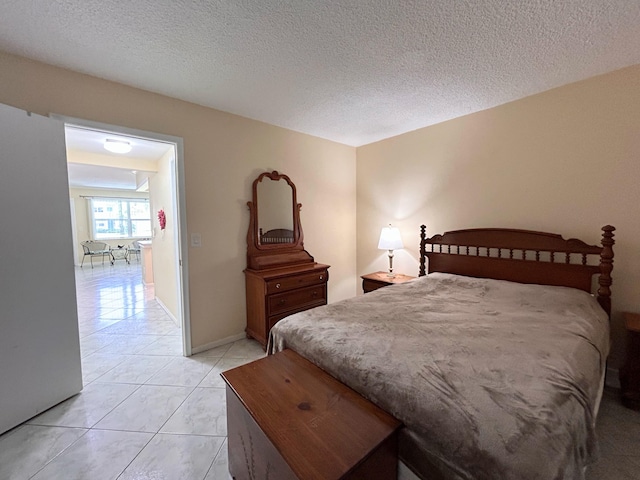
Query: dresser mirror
256 176 294 244
246 170 313 270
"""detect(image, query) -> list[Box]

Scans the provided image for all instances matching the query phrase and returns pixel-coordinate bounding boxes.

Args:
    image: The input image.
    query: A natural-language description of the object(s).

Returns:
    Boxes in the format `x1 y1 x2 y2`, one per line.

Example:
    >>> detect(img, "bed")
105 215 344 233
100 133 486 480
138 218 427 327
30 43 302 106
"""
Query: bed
268 225 615 480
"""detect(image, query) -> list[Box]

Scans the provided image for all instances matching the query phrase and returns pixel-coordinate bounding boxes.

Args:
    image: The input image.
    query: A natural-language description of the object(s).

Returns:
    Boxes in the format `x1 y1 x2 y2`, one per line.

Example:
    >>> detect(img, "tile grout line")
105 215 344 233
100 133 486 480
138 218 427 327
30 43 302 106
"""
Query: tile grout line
26 426 91 480
13 264 256 479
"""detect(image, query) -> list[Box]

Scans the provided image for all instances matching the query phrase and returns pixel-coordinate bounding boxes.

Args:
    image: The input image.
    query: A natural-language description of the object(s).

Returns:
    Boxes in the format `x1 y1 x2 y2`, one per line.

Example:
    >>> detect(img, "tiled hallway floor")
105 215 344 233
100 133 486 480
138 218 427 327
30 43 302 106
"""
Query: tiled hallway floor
0 262 264 480
1 263 640 479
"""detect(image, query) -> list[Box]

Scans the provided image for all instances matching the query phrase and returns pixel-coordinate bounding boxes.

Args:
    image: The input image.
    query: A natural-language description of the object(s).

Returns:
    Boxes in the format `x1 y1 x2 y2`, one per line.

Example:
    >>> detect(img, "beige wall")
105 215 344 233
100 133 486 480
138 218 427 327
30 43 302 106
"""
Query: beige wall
69 187 150 265
0 51 357 351
148 148 180 321
357 64 640 369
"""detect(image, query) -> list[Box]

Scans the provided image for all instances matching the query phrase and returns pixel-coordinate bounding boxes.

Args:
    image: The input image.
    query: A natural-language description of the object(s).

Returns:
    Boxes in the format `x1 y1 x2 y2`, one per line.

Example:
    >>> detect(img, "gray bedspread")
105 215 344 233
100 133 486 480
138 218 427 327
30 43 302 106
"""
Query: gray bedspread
268 273 609 480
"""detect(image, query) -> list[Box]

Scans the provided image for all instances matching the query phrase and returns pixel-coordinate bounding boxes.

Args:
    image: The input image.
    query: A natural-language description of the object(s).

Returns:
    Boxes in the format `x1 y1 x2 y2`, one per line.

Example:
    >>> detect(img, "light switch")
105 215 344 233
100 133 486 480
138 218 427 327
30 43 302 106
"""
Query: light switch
191 233 202 247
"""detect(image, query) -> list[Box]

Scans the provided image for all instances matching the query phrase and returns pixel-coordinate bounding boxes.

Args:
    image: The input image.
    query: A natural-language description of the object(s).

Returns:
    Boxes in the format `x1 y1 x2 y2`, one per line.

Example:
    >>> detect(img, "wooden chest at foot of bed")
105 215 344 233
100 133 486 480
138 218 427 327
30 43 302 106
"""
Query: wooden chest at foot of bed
221 349 402 480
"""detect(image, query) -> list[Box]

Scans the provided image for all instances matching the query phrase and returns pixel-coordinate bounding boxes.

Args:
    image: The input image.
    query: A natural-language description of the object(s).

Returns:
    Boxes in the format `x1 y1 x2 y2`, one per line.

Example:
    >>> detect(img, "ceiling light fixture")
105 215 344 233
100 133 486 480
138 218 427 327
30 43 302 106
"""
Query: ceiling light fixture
104 139 132 154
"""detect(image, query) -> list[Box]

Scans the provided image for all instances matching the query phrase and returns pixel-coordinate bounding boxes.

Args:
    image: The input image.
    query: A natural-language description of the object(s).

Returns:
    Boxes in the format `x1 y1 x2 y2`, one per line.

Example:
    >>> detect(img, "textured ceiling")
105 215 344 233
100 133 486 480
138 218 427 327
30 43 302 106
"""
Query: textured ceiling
2 1 640 146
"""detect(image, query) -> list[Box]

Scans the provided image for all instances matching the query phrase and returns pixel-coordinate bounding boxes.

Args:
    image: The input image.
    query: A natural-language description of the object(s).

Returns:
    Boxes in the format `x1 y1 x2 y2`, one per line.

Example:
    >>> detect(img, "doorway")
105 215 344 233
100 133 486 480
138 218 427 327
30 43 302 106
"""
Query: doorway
59 116 191 356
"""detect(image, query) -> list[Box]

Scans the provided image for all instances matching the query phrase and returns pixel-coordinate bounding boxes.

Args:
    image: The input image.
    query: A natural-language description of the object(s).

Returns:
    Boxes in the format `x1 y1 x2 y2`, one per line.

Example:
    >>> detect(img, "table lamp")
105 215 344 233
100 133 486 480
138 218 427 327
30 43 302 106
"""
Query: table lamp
378 224 404 277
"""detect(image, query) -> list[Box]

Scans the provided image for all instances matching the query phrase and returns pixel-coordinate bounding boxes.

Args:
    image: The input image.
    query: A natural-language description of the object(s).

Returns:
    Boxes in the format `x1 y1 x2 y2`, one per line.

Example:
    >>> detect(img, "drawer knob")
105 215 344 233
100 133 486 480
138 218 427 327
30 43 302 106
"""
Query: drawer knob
312 291 318 297
279 299 286 305
319 275 323 280
276 283 281 289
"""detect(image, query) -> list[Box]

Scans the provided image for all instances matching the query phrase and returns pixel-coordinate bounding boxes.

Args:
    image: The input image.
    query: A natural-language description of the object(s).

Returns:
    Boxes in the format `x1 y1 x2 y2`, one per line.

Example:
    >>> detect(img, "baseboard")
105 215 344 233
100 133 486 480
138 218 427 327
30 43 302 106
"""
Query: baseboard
155 297 179 327
606 367 620 389
191 332 246 355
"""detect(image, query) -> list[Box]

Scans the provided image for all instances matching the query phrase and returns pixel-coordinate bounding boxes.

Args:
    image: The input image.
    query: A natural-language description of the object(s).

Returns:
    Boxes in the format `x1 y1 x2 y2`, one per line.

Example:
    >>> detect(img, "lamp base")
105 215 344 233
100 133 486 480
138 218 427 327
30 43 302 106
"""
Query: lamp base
386 250 395 278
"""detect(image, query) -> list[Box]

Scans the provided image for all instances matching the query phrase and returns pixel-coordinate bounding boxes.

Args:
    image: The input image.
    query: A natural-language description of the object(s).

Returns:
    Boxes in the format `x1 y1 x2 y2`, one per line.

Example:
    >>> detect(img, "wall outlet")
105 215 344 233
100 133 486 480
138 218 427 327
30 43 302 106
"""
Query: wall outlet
191 233 202 247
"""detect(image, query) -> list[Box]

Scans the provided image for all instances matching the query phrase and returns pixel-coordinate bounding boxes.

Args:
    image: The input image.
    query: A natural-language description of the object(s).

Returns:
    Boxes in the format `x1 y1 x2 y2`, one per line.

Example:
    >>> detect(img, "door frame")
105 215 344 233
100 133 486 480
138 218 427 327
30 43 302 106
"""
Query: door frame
55 115 192 356
69 197 79 266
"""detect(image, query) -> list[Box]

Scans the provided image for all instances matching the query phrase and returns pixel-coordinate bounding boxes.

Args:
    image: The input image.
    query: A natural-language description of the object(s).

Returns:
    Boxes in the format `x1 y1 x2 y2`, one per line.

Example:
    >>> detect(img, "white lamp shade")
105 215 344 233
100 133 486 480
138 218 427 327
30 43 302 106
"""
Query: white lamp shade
378 225 404 250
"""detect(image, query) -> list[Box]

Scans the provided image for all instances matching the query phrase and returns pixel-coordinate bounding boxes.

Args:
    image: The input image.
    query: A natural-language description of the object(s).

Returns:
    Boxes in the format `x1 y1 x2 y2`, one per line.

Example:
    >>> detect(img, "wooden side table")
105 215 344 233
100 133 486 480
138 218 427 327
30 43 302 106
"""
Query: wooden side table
620 312 640 410
361 271 416 293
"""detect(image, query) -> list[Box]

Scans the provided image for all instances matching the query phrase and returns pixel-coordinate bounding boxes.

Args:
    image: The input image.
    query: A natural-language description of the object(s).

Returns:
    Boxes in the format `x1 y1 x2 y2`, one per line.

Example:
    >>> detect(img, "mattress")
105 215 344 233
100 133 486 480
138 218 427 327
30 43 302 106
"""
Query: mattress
269 273 610 480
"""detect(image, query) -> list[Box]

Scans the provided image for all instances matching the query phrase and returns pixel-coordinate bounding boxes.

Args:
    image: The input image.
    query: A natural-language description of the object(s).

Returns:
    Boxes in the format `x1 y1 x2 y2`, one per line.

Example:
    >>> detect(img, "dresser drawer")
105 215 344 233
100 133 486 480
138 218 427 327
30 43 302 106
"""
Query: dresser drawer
266 271 327 294
268 284 327 316
267 311 306 332
267 301 325 332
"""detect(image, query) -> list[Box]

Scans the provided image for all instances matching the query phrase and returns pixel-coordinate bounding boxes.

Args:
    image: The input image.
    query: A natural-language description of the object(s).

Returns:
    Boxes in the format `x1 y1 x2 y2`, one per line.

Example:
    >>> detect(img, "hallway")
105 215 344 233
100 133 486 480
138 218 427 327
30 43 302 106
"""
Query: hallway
0 262 264 479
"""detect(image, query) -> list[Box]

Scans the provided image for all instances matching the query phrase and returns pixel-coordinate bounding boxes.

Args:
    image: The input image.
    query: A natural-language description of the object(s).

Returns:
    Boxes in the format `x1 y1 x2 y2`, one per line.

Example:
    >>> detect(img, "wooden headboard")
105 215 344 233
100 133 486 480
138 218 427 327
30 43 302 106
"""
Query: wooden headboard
419 225 615 316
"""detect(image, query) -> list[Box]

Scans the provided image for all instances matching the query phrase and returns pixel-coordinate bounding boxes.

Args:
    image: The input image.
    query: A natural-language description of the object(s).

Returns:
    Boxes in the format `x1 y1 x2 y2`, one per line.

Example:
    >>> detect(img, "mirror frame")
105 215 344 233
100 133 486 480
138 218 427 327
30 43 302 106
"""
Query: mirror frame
246 171 314 270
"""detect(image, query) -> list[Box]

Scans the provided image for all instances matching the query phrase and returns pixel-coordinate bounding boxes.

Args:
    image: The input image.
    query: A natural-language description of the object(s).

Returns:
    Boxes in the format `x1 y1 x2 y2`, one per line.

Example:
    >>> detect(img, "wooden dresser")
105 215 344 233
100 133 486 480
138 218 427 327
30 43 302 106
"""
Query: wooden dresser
245 263 329 347
244 171 330 348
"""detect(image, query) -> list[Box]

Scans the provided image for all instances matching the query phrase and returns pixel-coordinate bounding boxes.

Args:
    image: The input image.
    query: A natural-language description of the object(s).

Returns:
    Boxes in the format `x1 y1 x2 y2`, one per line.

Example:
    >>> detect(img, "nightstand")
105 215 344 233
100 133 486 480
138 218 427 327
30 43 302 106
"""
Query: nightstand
361 271 416 293
621 312 640 410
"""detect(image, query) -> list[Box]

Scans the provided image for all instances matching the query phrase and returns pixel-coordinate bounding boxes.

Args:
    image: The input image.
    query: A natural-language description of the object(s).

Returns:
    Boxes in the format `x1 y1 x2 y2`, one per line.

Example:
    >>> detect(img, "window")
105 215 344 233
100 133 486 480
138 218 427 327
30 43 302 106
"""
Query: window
90 198 151 240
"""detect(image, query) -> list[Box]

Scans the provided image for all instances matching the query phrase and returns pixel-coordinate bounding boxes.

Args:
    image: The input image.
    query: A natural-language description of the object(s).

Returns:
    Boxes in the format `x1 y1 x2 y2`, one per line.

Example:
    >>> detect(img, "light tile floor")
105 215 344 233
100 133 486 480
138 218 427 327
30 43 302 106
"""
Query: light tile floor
0 263 639 479
586 389 640 479
0 262 264 480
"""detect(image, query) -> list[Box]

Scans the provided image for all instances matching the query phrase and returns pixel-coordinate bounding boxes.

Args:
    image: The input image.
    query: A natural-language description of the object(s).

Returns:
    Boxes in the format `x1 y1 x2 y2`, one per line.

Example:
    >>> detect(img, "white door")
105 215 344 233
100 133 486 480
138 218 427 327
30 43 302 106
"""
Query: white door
0 103 82 434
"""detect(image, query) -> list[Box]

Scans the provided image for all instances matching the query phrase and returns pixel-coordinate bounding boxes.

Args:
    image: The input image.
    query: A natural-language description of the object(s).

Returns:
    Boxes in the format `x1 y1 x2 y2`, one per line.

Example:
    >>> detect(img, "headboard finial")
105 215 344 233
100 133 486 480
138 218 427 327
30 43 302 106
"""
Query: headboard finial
597 225 615 316
419 225 427 277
